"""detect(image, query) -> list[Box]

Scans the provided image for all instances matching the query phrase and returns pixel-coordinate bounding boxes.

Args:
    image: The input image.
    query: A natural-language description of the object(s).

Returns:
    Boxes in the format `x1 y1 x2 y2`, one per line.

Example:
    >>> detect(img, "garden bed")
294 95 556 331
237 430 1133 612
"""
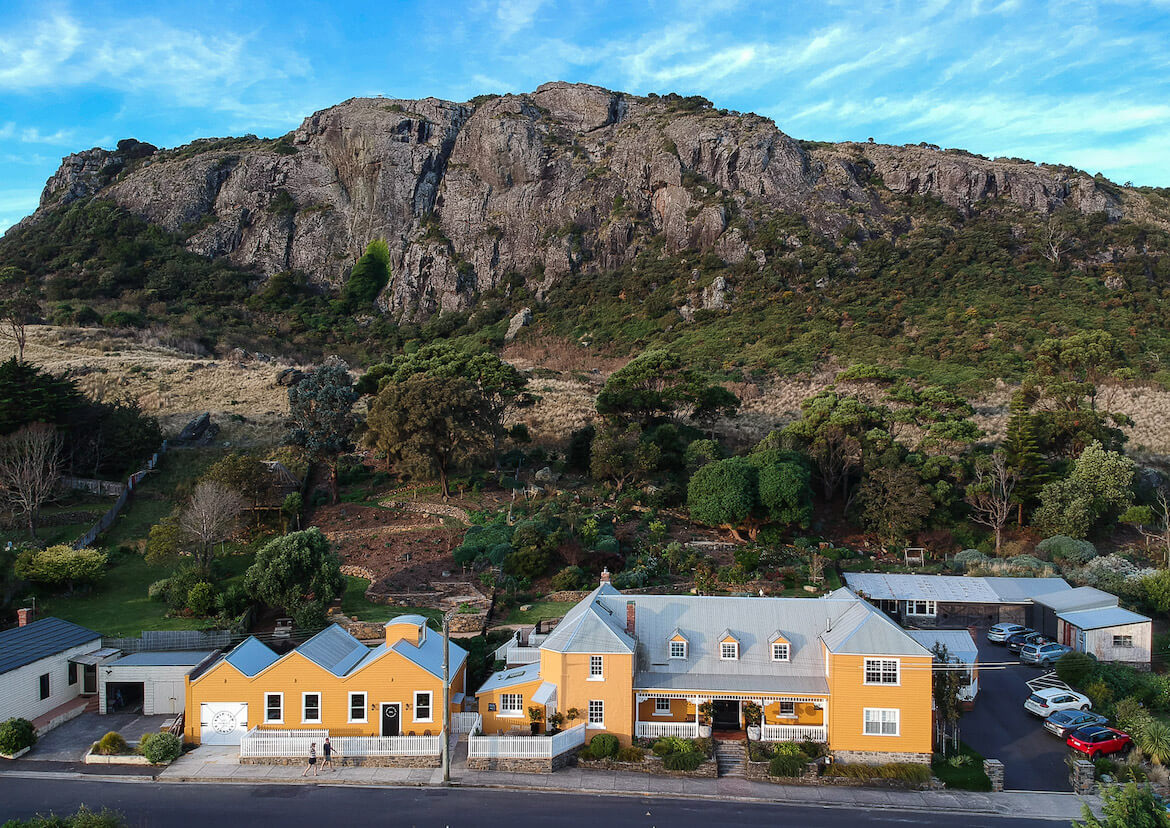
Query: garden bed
577 752 718 778
84 742 154 765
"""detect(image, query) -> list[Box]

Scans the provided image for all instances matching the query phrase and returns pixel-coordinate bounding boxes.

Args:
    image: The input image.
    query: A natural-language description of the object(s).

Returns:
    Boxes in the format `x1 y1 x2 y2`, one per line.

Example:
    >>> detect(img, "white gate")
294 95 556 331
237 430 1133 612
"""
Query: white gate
200 702 248 745
153 681 184 716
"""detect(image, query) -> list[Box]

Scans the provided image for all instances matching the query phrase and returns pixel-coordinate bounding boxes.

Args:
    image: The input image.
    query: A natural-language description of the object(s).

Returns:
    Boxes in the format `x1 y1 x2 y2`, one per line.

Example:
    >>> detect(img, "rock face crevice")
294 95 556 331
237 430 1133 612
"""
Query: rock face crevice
21 81 1126 320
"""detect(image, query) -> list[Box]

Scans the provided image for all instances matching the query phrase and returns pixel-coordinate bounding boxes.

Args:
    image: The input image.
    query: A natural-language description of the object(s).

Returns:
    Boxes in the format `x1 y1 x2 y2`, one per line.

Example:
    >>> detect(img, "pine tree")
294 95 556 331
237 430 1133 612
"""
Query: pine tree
1002 406 1049 525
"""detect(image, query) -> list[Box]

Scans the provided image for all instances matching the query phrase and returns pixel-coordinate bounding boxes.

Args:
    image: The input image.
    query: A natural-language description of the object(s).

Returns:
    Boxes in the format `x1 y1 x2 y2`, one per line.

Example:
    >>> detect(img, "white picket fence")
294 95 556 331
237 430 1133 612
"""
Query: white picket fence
504 647 542 665
635 721 700 739
761 724 827 742
453 712 482 736
238 727 442 758
468 722 586 759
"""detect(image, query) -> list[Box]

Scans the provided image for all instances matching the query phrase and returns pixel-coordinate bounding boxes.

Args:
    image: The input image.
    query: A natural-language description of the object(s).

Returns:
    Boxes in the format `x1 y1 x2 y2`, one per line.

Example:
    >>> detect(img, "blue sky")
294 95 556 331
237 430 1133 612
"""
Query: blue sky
1 0 1168 234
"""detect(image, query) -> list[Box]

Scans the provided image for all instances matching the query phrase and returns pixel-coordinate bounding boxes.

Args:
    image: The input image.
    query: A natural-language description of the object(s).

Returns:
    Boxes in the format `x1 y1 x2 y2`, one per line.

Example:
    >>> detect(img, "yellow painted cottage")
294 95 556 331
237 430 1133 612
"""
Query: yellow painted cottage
185 615 467 745
476 577 934 763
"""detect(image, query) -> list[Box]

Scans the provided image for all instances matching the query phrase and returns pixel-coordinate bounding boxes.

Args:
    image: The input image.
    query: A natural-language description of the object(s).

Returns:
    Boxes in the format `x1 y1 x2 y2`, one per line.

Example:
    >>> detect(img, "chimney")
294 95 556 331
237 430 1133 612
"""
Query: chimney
626 601 636 637
600 567 611 585
17 607 33 627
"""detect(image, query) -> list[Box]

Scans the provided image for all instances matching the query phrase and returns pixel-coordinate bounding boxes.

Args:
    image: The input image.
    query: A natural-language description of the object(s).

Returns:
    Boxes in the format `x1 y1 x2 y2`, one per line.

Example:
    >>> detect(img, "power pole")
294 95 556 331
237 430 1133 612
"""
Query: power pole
441 610 451 785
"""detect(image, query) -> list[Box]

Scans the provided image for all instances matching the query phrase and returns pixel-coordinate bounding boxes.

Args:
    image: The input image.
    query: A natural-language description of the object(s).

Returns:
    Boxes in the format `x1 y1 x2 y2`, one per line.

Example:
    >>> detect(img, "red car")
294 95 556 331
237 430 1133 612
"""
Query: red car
1066 726 1132 759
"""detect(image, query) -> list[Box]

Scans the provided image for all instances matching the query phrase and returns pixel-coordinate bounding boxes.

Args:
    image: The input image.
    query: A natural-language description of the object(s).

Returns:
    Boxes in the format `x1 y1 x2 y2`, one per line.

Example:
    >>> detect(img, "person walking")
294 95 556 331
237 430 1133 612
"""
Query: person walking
301 742 318 777
321 736 340 771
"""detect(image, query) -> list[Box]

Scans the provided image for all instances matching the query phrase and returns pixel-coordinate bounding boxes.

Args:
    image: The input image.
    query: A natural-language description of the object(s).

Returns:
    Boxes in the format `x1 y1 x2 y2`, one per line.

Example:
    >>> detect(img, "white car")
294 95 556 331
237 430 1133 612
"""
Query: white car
1025 688 1092 718
987 623 1026 643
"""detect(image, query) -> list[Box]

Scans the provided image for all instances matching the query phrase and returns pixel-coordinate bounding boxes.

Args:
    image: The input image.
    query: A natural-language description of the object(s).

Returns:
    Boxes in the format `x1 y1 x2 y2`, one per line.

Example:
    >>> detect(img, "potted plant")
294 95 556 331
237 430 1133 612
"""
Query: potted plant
743 702 762 741
546 712 565 735
698 701 714 738
527 706 544 735
565 707 580 727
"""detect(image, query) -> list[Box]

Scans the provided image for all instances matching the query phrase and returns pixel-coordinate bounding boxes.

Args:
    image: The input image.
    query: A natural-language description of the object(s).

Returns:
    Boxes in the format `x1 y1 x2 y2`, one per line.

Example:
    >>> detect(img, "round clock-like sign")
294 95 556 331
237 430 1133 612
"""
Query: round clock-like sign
211 710 237 734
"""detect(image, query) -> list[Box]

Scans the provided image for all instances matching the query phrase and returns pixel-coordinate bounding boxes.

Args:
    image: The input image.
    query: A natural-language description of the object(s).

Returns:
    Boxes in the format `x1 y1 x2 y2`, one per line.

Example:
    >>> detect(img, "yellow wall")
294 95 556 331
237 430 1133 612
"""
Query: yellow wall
763 701 823 726
826 653 932 755
476 679 544 734
636 697 696 723
185 649 466 744
541 650 635 745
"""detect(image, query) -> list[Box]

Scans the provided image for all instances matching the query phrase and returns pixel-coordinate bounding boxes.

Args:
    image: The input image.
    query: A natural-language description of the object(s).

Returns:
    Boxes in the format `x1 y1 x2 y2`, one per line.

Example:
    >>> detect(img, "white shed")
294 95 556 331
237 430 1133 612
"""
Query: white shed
100 651 219 716
1057 606 1152 667
0 617 104 730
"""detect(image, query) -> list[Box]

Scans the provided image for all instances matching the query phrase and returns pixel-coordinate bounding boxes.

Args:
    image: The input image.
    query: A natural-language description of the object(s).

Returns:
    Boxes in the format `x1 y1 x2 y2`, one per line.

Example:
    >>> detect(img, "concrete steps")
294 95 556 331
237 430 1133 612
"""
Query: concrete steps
714 740 746 778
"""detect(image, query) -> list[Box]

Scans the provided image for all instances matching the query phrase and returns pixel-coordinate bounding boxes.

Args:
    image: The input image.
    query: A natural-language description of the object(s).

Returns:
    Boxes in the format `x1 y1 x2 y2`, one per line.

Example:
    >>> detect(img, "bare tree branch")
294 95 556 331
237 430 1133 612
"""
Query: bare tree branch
178 481 245 574
0 423 62 537
965 452 1017 556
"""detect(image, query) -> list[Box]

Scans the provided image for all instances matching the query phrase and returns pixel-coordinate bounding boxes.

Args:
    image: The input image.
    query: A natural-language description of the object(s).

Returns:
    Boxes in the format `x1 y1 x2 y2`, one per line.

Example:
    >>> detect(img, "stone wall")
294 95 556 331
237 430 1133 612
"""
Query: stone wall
743 759 933 789
831 750 932 765
466 756 553 773
984 759 1004 793
240 755 439 768
578 754 718 778
1070 758 1096 795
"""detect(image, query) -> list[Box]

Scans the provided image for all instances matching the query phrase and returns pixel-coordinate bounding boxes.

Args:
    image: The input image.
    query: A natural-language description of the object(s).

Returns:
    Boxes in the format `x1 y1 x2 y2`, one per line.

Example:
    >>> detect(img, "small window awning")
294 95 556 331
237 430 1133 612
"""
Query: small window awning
532 681 557 706
69 648 121 666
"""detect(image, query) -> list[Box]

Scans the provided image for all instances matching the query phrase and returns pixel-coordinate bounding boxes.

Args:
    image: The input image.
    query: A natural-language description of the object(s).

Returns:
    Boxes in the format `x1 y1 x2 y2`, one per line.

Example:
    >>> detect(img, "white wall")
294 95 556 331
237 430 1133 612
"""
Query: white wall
100 664 196 715
1086 621 1152 665
0 641 101 723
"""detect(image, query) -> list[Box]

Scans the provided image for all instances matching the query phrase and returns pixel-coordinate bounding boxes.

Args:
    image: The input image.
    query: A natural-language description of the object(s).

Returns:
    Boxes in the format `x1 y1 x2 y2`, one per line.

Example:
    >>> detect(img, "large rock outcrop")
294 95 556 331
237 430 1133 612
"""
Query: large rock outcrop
20 82 1127 319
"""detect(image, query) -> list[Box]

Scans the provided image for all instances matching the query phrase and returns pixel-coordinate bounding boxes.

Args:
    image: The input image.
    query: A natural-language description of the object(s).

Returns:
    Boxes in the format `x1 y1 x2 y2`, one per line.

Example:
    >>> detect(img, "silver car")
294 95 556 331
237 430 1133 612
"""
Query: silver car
987 623 1026 643
1021 642 1073 667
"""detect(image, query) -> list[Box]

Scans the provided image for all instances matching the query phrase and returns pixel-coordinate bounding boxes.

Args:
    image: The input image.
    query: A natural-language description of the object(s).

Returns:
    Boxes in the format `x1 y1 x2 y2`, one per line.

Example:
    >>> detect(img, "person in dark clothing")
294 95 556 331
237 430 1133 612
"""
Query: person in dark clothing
321 736 340 771
301 742 318 777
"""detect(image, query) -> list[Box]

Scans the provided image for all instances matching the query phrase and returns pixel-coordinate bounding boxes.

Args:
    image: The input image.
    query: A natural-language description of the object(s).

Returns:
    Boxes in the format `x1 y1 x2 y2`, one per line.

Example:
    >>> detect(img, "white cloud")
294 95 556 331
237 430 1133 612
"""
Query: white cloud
19 127 76 145
495 0 545 37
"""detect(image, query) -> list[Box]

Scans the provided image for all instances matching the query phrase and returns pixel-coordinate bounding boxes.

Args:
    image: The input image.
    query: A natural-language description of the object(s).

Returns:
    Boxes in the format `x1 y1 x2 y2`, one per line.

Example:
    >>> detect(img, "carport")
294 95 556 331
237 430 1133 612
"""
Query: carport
99 651 218 716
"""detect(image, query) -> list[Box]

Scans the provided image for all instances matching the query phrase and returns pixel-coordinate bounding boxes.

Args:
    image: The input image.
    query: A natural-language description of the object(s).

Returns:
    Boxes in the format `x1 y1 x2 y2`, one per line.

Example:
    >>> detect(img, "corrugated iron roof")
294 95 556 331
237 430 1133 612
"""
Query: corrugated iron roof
223 636 281 677
906 630 979 663
0 617 100 675
540 584 635 654
635 671 830 695
297 624 371 676
984 577 1073 603
1032 586 1117 613
112 650 217 667
477 662 542 693
843 572 1073 604
390 628 468 680
820 601 933 657
1058 606 1150 630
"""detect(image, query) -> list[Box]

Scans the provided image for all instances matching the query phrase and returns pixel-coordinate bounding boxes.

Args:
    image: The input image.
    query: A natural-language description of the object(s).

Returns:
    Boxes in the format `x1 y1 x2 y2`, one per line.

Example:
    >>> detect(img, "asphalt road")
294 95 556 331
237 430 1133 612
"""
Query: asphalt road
961 632 1072 792
0 778 1067 828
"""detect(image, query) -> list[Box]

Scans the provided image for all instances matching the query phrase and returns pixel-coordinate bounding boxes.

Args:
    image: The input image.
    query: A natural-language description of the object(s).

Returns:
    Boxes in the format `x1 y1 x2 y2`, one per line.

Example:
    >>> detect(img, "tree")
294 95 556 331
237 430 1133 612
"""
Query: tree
1002 408 1049 523
365 375 492 498
178 481 245 575
0 358 83 436
1121 486 1170 566
589 422 659 493
0 267 38 363
965 452 1017 556
1038 214 1074 265
687 457 757 541
341 239 392 311
858 465 933 545
781 391 887 502
144 513 184 567
201 453 274 523
0 422 62 537
1073 782 1170 828
1033 442 1135 539
931 643 965 753
14 545 107 593
243 528 344 620
595 349 738 425
750 450 813 528
287 358 357 505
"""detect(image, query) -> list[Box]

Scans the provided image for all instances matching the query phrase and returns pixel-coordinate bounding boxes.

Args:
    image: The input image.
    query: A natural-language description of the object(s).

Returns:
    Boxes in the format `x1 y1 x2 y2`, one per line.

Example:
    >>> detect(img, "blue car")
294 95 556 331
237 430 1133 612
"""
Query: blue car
1044 709 1108 739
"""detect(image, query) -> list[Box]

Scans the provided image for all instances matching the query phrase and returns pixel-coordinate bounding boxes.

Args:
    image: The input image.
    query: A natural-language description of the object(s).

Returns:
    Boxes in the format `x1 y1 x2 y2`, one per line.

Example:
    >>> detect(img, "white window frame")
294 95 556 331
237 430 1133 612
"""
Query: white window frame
905 600 937 617
772 642 790 662
864 658 900 686
1113 635 1134 648
588 655 604 680
414 691 433 723
669 640 687 659
348 691 368 723
264 692 284 724
301 692 322 724
721 641 739 660
863 708 900 736
778 701 796 718
499 693 524 718
587 699 604 728
654 697 672 716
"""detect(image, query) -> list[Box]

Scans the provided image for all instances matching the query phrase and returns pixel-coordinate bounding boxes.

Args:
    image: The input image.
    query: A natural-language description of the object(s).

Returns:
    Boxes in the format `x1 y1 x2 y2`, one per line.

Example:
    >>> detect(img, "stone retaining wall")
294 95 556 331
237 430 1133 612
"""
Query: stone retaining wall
743 759 934 789
831 750 932 765
465 748 580 774
579 754 718 778
241 755 439 768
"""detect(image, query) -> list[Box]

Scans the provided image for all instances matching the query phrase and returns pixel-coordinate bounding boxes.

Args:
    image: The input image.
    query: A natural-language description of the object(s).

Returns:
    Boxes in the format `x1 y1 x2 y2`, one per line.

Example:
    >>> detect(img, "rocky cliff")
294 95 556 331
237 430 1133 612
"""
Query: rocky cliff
21 82 1132 320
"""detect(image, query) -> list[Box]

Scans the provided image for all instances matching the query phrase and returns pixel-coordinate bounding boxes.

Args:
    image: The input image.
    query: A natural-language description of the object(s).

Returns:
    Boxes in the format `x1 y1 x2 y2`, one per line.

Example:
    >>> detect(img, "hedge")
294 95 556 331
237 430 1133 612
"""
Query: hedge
822 763 932 783
0 718 36 754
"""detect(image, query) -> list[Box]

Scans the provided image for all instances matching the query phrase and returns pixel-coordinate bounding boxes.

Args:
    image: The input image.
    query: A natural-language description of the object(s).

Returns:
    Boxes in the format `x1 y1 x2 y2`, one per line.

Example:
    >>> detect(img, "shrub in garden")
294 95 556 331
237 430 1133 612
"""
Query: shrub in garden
769 752 808 777
1036 536 1097 567
616 746 645 763
772 741 806 757
147 579 171 602
664 751 705 771
0 718 36 754
652 736 698 756
1055 651 1098 688
589 734 619 759
823 763 931 783
138 732 182 764
95 732 129 755
550 566 585 591
186 582 216 616
951 548 987 572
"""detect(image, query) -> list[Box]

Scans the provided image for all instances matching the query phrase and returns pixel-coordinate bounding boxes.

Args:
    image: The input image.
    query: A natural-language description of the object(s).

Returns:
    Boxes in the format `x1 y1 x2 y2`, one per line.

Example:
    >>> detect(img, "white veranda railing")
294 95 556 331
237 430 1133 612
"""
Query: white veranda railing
635 721 700 739
238 727 442 758
761 724 827 742
468 722 586 759
504 647 542 665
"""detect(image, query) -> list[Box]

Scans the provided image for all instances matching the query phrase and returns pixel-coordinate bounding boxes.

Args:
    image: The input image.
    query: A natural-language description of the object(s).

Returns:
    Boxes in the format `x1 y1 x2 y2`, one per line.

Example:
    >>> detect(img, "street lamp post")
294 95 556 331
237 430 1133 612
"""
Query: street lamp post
442 609 451 785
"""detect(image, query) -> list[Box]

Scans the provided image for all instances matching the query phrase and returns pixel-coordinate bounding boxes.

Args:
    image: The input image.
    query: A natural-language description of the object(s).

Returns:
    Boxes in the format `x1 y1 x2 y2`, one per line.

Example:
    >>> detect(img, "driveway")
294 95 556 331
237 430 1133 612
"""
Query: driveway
24 712 173 762
959 631 1071 791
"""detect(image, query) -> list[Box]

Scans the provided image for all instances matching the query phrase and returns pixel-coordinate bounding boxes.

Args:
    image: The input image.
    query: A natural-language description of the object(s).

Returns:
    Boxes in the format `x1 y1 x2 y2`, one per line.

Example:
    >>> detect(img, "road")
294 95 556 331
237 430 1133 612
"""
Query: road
0 778 1070 827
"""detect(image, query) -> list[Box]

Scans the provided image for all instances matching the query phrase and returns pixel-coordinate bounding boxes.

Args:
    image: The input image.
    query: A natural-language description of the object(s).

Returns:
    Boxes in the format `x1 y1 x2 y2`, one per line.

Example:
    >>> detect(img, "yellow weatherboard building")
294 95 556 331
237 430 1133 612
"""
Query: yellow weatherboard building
185 615 467 745
476 574 934 762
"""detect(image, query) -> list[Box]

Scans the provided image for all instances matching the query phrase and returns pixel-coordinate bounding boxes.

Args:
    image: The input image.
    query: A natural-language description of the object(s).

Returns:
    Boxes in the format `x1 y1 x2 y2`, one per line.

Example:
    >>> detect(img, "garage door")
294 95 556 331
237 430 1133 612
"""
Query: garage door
200 702 248 745
153 681 184 716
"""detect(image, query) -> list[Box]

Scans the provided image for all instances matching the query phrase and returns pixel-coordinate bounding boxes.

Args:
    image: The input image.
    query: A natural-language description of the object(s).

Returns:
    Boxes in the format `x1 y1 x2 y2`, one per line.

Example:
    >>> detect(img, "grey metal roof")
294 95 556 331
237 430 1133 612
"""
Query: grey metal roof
906 630 979 664
843 572 1073 604
540 584 635 654
112 650 216 667
1058 606 1150 630
0 617 100 675
223 636 281 677
297 624 371 676
635 671 830 695
820 601 933 657
477 662 542 693
390 628 468 680
531 681 557 706
385 614 431 629
1032 587 1118 613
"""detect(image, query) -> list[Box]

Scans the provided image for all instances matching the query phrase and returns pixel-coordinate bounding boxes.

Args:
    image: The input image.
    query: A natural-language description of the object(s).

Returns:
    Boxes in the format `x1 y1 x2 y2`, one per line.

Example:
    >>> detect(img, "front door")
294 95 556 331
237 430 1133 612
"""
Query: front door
712 700 740 730
381 703 401 737
82 664 97 695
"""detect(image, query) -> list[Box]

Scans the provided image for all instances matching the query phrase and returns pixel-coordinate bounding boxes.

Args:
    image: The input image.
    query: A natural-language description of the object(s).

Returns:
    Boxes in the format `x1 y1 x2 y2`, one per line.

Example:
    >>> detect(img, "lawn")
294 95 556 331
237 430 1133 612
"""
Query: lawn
339 576 444 627
931 742 992 792
504 600 578 625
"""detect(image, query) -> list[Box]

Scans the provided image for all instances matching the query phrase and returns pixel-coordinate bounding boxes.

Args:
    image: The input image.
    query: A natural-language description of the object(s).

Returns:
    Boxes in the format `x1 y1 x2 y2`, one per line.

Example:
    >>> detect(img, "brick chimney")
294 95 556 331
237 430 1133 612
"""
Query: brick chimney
599 567 611 585
17 607 33 627
626 601 636 637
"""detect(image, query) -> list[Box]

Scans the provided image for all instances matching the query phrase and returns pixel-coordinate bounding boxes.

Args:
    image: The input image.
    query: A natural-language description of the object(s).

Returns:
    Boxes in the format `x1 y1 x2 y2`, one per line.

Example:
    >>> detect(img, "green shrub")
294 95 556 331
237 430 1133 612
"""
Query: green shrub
769 752 808 777
1036 535 1097 566
594 535 619 556
95 731 130 755
102 310 146 328
0 718 36 754
589 733 619 759
550 565 586 591
798 739 827 759
664 750 705 771
138 731 182 763
652 736 699 756
772 741 806 757
187 581 216 616
823 763 931 783
147 578 171 601
1056 651 1098 688
616 745 645 763
3 805 127 827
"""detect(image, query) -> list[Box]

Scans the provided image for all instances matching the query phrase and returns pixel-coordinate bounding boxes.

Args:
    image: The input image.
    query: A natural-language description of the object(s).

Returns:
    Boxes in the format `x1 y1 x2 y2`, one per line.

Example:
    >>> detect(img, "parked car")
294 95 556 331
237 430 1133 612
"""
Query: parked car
1025 688 1092 718
1006 630 1045 653
273 618 294 640
1067 726 1132 759
1021 642 1073 667
1044 709 1109 738
987 623 1027 643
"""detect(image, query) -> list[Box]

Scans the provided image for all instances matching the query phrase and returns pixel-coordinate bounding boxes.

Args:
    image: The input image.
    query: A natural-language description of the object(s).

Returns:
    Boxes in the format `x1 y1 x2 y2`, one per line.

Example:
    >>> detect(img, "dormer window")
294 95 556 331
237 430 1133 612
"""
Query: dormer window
670 640 687 659
721 641 739 660
772 642 790 662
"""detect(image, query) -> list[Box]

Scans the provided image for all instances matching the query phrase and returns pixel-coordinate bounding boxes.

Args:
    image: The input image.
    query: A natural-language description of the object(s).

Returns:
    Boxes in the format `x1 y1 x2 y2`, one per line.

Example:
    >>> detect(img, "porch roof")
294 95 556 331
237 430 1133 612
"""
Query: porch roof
634 671 829 695
476 662 542 693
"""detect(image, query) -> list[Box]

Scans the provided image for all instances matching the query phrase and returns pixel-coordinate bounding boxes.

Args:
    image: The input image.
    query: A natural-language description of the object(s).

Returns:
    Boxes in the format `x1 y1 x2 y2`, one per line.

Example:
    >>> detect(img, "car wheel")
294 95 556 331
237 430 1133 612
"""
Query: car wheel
1088 750 1098 760
1080 705 1090 711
